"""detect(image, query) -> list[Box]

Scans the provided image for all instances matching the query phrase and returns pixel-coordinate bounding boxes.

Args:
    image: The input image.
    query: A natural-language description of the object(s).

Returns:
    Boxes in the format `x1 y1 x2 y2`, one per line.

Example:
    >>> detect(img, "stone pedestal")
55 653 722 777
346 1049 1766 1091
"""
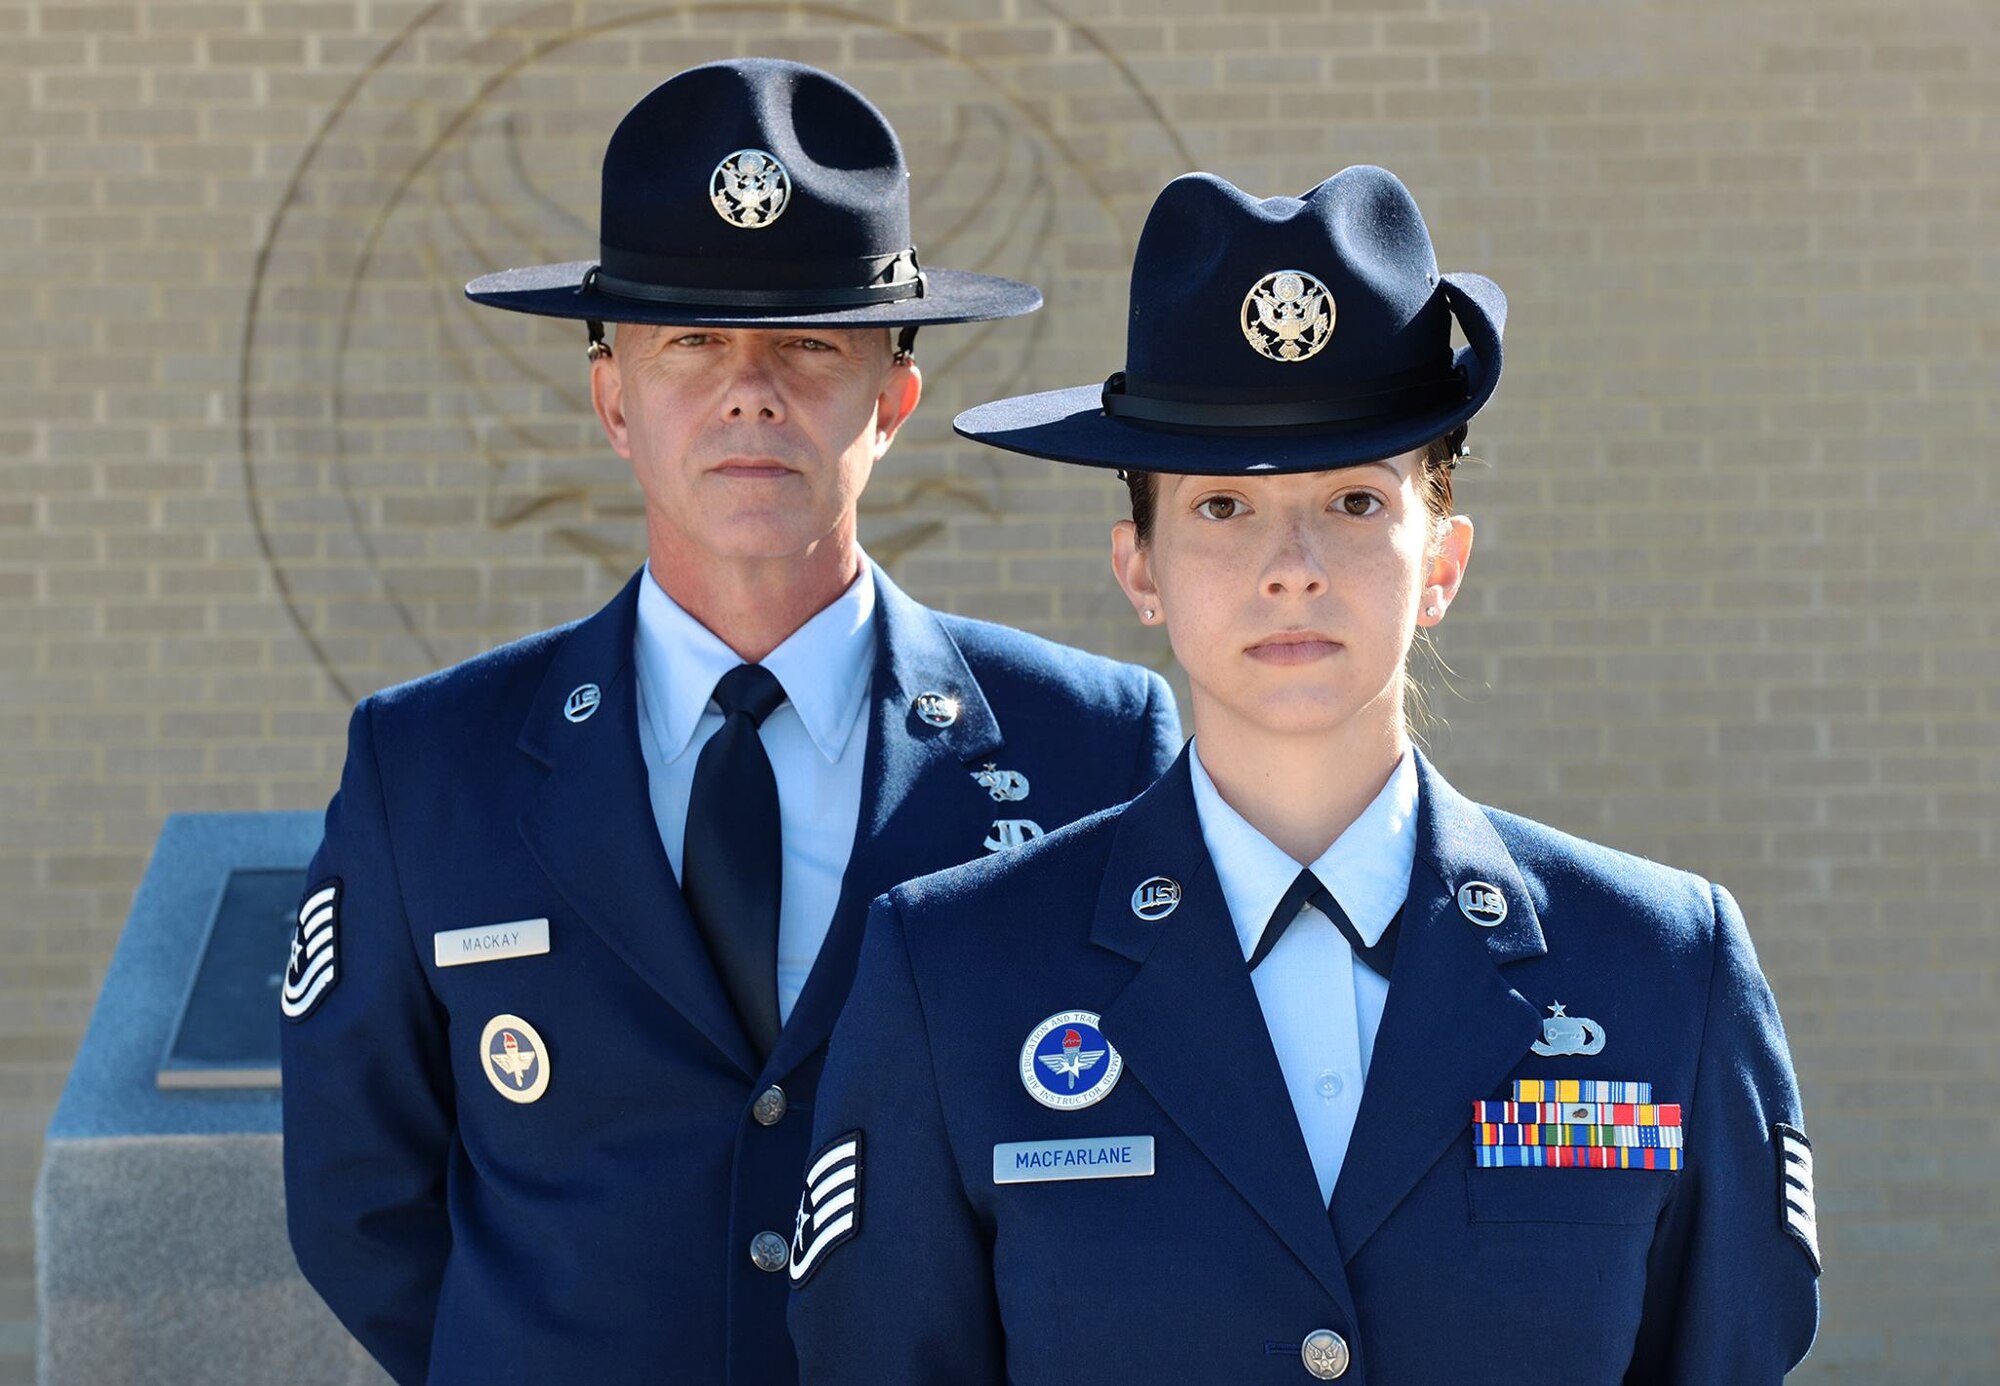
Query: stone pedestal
35 812 392 1386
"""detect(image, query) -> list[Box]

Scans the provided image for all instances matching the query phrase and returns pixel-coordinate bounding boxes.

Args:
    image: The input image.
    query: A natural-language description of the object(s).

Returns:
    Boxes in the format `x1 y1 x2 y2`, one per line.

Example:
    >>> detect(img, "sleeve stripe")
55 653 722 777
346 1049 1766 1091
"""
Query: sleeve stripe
807 1138 860 1187
298 886 337 923
788 1210 855 1281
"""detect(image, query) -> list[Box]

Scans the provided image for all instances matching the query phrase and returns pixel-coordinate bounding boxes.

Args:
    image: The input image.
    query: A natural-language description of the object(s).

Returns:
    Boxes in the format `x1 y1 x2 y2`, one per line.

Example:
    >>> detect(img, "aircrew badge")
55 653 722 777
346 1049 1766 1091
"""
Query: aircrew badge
1020 1010 1122 1111
710 149 790 228
481 1013 551 1104
280 878 341 1023
1530 1001 1607 1057
971 764 1031 802
1241 269 1334 363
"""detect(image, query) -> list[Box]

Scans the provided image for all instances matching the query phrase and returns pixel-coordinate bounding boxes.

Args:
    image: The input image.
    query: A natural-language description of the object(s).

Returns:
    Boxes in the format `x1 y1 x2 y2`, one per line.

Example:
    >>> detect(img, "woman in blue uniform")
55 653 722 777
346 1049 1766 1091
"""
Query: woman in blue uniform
787 166 1821 1384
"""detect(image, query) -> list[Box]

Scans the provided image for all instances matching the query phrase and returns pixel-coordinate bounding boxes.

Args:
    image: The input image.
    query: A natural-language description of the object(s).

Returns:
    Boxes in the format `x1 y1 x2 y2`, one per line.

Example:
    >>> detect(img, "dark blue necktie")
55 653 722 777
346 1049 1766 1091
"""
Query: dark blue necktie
681 664 788 1059
1248 867 1400 980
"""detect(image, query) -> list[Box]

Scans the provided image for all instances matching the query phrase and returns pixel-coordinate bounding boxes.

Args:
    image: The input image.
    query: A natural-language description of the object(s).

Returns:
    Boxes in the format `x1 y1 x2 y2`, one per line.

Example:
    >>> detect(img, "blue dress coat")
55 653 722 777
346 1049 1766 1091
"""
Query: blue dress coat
278 565 1181 1386
790 747 1821 1384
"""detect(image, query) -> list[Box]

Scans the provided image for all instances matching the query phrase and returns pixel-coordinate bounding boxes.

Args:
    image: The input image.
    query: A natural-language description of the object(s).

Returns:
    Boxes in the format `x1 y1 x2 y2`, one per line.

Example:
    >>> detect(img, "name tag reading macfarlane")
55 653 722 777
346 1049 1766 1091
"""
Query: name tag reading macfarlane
434 919 550 968
994 1136 1155 1185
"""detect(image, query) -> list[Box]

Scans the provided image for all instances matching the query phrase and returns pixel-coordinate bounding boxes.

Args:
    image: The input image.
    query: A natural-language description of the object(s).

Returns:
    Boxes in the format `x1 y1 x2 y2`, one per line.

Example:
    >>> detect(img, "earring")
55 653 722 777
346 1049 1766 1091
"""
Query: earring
1425 603 1442 618
1143 608 1156 622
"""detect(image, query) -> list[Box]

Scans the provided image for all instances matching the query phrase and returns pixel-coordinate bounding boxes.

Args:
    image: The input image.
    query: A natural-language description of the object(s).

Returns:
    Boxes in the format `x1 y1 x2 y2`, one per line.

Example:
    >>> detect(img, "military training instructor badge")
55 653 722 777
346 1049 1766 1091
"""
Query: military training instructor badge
481 1014 551 1104
1020 1010 1123 1111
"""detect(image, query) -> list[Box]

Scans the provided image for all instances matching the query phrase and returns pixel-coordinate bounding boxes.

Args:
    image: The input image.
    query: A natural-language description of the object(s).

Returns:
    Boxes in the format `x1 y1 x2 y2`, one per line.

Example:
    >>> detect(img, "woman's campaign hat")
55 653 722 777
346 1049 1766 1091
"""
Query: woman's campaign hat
465 59 1041 334
953 166 1504 474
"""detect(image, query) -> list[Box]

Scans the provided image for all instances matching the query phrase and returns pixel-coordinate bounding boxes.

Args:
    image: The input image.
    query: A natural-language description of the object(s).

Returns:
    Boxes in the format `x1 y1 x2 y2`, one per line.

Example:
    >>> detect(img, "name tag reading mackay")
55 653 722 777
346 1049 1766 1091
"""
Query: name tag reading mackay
433 919 551 968
993 1136 1156 1185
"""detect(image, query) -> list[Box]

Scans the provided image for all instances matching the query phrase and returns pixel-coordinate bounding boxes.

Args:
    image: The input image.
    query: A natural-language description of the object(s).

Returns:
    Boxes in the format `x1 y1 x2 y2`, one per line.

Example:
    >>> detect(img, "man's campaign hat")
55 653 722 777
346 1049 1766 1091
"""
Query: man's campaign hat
953 166 1504 474
465 59 1041 333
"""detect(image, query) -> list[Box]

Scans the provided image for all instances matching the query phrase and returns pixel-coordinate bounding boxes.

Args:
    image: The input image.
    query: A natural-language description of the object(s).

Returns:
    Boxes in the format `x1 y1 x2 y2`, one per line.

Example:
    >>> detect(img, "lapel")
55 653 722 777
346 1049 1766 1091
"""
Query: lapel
1327 747 1547 1262
764 564 1003 1081
1092 750 1358 1314
516 570 762 1080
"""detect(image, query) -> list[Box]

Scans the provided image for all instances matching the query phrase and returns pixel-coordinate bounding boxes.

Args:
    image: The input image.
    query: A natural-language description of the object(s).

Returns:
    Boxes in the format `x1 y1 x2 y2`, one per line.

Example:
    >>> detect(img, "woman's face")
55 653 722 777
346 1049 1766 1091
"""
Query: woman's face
1112 449 1473 743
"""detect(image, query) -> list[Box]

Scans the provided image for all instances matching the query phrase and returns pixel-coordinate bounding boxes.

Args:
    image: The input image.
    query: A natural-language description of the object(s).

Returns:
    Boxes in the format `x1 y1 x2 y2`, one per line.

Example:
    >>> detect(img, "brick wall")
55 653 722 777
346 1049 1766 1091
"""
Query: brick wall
4 1 1995 1379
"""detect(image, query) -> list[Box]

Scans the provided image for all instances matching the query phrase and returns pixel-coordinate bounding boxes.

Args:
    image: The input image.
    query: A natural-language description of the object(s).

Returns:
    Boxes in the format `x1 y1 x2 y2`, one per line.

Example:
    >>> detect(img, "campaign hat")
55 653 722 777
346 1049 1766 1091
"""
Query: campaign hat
465 58 1041 331
953 166 1503 474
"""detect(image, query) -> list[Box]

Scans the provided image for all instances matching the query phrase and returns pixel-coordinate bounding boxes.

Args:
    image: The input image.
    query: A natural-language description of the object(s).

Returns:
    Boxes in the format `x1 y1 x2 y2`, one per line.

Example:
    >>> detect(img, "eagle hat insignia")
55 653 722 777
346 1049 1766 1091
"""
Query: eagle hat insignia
481 1013 551 1104
1240 268 1335 363
710 149 791 229
1020 1010 1123 1111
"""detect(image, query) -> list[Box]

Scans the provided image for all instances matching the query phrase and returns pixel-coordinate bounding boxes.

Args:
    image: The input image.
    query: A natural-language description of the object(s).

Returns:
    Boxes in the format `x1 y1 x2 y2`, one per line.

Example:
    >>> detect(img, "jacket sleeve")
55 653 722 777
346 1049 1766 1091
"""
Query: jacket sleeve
1130 667 1183 797
1627 882 1821 1382
280 698 455 1386
789 895 1005 1386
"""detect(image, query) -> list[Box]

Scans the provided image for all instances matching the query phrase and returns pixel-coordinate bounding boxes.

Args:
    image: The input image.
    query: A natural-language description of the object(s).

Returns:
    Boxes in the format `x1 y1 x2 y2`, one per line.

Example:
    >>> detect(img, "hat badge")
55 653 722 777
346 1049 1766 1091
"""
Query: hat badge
1241 268 1334 363
710 148 791 229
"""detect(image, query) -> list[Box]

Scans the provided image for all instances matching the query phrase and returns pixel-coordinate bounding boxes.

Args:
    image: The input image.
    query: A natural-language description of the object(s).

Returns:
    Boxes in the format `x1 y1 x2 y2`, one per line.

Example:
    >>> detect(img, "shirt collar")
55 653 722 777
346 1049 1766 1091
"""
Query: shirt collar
633 558 878 765
1187 740 1419 964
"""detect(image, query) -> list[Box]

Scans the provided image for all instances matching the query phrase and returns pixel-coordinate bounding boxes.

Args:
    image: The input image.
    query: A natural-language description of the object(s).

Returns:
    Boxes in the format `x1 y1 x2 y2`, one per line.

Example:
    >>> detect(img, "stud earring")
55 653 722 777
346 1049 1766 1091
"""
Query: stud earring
1425 604 1442 618
1143 608 1156 622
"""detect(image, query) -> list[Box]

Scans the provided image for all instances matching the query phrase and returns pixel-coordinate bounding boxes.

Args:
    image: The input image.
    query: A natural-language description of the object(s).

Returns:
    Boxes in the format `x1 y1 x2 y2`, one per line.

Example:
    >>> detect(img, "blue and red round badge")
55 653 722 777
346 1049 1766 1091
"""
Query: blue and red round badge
1019 1010 1122 1111
481 1013 550 1104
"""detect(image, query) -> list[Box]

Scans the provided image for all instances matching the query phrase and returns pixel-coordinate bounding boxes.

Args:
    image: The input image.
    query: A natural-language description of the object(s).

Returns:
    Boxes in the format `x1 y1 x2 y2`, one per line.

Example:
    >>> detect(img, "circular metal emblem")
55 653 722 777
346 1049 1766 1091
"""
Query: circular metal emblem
1130 876 1182 921
1457 880 1508 928
1241 269 1335 363
751 1085 788 1127
481 1013 550 1104
563 683 601 723
912 691 960 728
1019 1010 1123 1111
749 1230 791 1272
1301 1328 1351 1379
710 149 791 229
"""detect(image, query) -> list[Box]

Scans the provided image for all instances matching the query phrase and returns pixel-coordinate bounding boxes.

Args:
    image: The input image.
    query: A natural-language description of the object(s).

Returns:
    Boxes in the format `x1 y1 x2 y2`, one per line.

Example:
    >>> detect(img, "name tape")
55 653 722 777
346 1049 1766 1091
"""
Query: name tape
434 918 551 968
993 1136 1155 1185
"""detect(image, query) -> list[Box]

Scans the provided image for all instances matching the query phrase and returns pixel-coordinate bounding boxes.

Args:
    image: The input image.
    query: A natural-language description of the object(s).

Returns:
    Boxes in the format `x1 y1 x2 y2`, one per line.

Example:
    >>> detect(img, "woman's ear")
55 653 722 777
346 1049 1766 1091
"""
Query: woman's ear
1112 520 1162 624
1417 515 1474 626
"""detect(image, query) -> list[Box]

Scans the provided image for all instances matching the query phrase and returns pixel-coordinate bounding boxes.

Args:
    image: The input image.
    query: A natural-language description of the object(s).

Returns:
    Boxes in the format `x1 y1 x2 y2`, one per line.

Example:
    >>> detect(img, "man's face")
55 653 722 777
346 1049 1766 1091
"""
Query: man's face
590 323 920 564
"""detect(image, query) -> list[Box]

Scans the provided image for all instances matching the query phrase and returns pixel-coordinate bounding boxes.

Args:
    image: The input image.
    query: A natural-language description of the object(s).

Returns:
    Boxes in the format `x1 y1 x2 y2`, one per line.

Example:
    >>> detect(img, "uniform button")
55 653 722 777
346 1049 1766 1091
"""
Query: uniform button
1316 1071 1343 1100
752 1085 788 1126
749 1231 790 1273
1301 1328 1350 1379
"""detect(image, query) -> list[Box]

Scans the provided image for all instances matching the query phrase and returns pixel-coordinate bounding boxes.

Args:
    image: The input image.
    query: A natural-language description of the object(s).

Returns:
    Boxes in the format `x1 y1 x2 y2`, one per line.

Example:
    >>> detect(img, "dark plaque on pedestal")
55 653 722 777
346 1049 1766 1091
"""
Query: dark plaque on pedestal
157 867 306 1089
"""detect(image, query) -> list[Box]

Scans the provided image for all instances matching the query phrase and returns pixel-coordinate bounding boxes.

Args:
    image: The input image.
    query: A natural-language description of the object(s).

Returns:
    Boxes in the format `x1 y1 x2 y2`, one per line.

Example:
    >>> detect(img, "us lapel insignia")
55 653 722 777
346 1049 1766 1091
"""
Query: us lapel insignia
1020 1010 1123 1111
1472 1078 1681 1169
912 690 959 728
1130 876 1181 921
564 684 601 723
1530 1001 1607 1057
481 1013 551 1104
1456 880 1507 927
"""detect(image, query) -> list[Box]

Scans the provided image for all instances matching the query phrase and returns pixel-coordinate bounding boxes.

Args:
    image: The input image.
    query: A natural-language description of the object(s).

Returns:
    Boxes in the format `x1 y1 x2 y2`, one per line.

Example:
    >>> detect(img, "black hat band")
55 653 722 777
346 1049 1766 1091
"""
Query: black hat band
1099 362 1467 434
583 246 926 311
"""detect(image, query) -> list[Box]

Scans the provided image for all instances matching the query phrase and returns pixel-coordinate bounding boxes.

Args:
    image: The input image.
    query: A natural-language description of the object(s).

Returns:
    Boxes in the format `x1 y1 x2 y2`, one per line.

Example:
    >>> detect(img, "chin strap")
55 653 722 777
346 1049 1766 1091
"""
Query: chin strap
585 319 611 361
894 324 919 364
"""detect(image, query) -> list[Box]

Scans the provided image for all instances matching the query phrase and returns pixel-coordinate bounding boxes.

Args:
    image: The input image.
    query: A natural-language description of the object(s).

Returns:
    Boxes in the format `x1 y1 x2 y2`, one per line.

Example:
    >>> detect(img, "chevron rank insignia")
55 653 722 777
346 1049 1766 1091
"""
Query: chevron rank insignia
280 879 340 1023
789 1132 862 1287
1776 1122 1821 1274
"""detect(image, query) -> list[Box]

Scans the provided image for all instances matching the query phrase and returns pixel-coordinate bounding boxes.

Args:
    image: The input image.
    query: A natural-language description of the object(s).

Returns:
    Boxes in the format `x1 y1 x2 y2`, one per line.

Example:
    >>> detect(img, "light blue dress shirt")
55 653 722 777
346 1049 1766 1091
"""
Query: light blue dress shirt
1187 740 1419 1205
633 560 877 1025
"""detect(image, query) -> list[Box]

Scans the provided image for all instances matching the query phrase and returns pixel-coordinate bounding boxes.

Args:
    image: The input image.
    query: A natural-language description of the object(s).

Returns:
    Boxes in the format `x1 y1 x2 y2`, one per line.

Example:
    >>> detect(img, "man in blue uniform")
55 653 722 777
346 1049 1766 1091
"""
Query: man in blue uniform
277 60 1179 1386
789 167 1819 1382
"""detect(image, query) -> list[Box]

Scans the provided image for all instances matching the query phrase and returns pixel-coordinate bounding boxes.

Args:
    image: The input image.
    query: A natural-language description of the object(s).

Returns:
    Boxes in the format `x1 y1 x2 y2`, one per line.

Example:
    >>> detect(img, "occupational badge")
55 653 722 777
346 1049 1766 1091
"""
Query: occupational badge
983 819 1045 852
1456 880 1507 927
710 148 790 228
970 764 1031 802
480 1013 551 1104
1775 1122 1821 1273
1530 1001 1607 1057
280 878 341 1023
1241 269 1334 362
1019 1010 1123 1111
788 1131 862 1287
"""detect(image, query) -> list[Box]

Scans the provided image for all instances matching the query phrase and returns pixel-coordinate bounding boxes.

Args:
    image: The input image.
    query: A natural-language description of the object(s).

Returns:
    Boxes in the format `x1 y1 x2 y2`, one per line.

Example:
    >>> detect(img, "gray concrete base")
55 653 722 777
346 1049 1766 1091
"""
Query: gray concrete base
36 813 393 1386
35 1136 390 1386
